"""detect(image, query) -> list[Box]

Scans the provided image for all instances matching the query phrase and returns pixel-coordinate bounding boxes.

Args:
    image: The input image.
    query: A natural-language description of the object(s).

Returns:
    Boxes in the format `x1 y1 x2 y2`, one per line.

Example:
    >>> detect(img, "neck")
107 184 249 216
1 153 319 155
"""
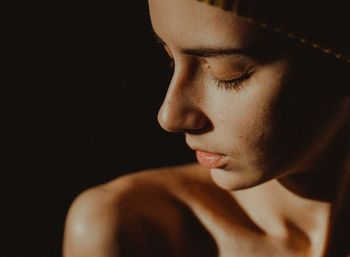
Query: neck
234 179 332 235
278 127 349 202
233 98 350 254
233 179 332 256
278 97 350 202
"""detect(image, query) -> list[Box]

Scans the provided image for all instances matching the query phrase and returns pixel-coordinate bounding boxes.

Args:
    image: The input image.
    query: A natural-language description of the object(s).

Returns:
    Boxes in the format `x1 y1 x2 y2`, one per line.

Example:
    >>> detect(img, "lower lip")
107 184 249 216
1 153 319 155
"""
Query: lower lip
195 150 227 168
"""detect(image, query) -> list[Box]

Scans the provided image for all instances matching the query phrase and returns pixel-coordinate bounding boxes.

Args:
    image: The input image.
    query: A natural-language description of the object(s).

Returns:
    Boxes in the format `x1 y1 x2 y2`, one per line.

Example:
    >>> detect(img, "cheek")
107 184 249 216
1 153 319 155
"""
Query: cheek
209 63 289 168
214 84 277 159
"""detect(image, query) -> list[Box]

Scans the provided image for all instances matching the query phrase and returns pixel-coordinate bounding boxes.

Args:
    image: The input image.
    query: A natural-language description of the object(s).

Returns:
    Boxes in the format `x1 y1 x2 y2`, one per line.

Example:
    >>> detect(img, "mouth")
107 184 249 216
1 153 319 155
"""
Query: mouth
195 150 228 169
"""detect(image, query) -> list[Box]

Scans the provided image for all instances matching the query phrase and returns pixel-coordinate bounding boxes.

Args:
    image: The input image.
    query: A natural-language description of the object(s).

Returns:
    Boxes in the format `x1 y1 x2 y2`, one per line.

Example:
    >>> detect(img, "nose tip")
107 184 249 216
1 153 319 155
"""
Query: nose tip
157 57 210 133
157 99 208 133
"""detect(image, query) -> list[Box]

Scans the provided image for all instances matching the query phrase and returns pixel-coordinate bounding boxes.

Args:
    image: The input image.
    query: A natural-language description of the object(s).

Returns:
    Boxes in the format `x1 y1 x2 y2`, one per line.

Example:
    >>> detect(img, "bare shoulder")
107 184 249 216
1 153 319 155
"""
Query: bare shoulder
63 175 132 257
63 163 215 257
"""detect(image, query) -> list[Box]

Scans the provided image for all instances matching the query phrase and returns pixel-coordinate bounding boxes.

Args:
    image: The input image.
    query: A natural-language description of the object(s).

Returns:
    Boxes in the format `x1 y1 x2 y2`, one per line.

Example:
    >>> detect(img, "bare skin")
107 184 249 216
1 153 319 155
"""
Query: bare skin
63 0 350 256
64 162 347 257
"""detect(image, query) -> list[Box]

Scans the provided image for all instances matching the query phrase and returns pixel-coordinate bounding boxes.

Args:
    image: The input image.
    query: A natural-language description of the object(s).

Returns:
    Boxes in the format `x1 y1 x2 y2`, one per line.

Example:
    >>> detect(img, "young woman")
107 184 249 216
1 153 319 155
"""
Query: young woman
63 0 350 256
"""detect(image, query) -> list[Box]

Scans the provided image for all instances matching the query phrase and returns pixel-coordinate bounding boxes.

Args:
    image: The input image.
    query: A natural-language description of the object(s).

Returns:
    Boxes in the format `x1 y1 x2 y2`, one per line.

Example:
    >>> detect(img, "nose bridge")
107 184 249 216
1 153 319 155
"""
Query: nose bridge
167 60 199 105
158 58 208 132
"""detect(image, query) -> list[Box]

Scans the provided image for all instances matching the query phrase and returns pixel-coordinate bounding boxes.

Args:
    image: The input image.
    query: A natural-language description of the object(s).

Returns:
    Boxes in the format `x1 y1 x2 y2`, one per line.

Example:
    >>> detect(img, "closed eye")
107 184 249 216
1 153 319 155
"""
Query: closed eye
209 71 253 91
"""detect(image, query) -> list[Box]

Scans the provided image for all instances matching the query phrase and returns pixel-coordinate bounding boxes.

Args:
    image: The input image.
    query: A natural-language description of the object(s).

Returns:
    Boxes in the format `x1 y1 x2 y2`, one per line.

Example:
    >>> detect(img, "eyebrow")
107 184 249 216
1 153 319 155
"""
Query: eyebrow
153 31 252 58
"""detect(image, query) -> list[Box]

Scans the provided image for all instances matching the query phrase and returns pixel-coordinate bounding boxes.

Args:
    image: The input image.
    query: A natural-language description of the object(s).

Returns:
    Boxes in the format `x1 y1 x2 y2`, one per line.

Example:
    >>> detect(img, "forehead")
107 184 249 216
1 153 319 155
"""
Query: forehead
148 0 256 49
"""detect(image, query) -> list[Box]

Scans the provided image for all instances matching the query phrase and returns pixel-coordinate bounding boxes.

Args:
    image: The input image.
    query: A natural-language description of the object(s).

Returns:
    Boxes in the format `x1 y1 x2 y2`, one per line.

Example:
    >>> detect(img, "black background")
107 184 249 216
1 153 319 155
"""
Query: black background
2 1 194 256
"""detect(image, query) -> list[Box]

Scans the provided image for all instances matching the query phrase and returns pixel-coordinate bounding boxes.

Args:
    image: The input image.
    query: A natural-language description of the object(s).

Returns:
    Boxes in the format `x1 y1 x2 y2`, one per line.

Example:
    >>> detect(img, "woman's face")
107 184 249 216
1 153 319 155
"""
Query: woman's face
149 0 348 190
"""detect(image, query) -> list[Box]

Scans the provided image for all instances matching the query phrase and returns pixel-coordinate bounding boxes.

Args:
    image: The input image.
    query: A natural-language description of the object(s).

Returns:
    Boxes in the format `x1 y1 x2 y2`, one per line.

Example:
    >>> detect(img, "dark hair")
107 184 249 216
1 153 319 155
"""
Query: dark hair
254 24 350 97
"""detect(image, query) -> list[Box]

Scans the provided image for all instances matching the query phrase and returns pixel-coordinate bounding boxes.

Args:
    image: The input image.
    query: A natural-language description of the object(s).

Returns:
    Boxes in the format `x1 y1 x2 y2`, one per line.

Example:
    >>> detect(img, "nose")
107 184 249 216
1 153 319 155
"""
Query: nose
157 63 209 133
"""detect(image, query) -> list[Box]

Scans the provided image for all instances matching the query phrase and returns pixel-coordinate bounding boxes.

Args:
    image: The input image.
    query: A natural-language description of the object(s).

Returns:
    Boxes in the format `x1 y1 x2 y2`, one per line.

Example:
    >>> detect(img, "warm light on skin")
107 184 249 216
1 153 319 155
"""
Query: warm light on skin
149 0 350 191
61 2 350 256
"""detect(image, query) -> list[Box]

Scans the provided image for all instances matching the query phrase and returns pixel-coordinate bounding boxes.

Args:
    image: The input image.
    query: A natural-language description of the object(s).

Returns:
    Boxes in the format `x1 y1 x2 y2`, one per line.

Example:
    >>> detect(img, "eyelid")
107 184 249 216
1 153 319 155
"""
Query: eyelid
215 70 251 81
209 70 254 91
207 59 254 79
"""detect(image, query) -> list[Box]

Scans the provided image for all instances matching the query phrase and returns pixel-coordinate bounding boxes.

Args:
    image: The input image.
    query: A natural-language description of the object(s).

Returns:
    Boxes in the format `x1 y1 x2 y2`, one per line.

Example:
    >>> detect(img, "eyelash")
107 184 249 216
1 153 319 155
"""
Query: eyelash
168 58 252 91
210 71 252 91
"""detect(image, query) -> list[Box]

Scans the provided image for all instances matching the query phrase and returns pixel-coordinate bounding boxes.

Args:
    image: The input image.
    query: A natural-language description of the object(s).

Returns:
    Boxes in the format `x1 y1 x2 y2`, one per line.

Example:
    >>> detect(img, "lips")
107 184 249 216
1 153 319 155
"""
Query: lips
195 150 228 168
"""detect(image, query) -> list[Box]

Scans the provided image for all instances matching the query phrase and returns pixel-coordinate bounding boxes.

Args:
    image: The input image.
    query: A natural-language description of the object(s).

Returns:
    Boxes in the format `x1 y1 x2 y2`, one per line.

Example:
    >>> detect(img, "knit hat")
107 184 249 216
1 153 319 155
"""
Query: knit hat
196 0 350 64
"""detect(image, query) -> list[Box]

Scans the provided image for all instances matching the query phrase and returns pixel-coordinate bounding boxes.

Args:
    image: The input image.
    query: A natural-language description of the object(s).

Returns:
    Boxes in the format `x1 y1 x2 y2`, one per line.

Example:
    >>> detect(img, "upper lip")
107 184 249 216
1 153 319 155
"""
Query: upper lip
187 144 226 156
185 137 227 156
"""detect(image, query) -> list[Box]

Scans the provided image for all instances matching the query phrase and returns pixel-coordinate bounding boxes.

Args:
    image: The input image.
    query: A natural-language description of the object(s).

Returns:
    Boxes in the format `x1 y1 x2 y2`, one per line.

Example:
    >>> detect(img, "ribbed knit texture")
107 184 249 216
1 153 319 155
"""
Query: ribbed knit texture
197 0 350 64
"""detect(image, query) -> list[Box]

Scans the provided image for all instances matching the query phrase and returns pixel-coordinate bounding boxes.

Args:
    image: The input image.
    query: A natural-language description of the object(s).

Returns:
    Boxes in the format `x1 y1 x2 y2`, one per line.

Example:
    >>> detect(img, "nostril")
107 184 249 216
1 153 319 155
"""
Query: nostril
184 115 213 134
157 102 212 134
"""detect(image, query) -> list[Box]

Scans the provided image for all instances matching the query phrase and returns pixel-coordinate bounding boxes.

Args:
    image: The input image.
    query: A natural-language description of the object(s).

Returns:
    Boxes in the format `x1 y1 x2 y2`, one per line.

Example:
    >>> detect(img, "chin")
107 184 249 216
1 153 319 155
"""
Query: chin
210 168 264 191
